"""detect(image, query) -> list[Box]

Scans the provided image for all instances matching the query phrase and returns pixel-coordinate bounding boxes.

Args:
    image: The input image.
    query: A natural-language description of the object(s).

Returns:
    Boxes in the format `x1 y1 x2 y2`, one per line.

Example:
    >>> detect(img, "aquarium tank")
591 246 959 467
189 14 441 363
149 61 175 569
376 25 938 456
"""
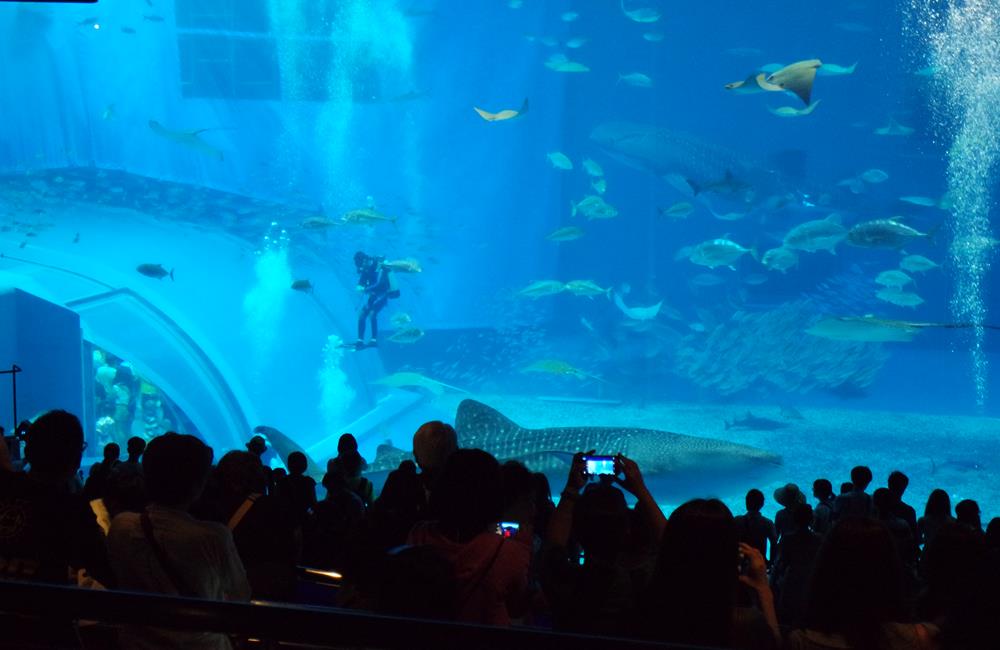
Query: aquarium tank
1 0 998 519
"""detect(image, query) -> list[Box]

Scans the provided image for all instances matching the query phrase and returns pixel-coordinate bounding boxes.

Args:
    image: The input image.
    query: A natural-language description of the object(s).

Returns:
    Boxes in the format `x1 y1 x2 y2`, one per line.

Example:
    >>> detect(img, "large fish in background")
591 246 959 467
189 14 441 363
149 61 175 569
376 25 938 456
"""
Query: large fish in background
368 399 782 498
590 121 788 205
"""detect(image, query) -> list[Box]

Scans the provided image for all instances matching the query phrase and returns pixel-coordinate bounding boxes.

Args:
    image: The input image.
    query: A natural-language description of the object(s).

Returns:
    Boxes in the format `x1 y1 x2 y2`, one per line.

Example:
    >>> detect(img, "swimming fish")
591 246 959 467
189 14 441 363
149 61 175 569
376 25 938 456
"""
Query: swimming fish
341 208 396 225
561 11 579 21
874 118 914 136
860 168 889 184
518 280 565 299
783 214 846 254
571 195 618 220
875 270 914 289
619 72 653 88
642 32 665 42
388 327 425 344
876 288 925 308
390 313 412 327
899 196 939 207
761 247 799 273
589 122 778 204
451 400 782 497
473 98 528 122
710 209 748 221
582 158 604 177
382 258 422 273
136 263 173 280
688 238 756 270
544 53 590 73
301 216 340 229
725 73 769 95
523 359 601 381
546 226 585 241
658 201 695 219
768 100 821 117
290 279 313 292
725 412 789 431
374 371 467 396
620 0 661 23
900 254 939 273
591 178 608 194
613 292 663 320
564 280 611 298
547 151 574 170
565 37 588 49
101 104 116 120
148 120 224 160
846 219 932 248
757 59 822 106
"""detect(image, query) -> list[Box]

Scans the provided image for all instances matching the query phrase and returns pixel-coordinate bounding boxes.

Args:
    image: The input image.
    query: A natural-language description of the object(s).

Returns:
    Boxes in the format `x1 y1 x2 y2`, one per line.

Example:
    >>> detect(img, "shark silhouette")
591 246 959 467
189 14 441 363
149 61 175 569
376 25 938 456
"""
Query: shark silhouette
370 399 782 498
589 121 786 204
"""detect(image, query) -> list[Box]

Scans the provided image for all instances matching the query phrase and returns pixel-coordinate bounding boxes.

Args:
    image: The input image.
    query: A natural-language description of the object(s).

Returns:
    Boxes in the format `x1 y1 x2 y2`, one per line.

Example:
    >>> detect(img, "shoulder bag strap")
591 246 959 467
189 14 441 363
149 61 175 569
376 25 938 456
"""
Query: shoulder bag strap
226 493 261 531
140 511 197 598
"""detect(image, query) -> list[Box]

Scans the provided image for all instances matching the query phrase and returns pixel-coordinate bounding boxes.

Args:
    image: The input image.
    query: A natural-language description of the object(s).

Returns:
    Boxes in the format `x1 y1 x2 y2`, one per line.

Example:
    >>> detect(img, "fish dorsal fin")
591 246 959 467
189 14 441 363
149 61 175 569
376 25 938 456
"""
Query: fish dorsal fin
455 399 522 446
518 97 529 115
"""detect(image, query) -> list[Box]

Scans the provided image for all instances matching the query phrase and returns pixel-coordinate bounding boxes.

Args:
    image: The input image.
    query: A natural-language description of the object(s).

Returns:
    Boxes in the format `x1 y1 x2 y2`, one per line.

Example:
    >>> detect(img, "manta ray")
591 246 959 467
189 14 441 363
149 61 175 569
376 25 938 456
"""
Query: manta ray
148 120 225 160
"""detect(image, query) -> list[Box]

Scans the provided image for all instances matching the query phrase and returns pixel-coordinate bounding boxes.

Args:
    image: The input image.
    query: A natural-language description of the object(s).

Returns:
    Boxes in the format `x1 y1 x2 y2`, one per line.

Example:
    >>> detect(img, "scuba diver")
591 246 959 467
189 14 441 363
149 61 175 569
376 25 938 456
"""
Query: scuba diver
353 251 400 349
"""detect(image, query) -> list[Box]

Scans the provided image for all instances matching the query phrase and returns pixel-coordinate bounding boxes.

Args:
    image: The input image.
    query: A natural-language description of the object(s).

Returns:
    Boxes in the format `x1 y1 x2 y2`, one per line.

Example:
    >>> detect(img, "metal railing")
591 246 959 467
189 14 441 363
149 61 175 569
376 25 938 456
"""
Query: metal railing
0 579 715 650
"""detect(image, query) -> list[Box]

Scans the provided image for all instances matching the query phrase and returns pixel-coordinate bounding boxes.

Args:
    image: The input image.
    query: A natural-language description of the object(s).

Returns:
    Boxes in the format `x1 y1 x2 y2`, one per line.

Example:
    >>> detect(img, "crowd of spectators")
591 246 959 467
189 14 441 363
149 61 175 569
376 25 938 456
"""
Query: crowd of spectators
0 409 997 649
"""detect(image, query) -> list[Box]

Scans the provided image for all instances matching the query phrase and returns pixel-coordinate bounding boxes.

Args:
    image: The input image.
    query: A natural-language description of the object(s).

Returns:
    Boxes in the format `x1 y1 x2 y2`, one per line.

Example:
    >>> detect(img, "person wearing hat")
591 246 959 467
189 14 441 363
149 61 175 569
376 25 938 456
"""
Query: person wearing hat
246 434 274 496
352 251 401 350
774 483 806 543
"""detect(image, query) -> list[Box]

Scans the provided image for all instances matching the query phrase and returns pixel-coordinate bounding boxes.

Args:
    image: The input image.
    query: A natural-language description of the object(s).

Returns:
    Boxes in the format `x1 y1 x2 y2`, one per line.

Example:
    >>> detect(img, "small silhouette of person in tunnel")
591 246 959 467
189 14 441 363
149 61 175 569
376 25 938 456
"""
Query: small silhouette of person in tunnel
354 251 399 348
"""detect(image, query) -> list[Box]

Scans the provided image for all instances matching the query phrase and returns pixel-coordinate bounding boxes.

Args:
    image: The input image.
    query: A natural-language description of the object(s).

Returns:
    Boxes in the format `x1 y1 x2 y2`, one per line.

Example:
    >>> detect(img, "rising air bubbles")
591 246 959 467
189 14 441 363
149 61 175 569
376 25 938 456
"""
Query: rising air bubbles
915 0 1000 409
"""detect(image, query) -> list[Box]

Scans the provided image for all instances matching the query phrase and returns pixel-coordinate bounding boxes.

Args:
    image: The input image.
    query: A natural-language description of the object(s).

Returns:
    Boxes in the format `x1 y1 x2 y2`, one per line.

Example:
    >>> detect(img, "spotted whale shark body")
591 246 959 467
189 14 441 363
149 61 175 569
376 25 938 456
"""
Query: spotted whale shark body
369 399 782 498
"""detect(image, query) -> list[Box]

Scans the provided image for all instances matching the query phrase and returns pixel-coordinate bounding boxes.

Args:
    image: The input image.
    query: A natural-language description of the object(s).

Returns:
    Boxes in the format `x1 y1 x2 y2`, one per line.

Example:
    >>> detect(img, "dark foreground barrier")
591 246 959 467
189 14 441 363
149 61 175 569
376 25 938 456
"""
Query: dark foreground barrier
0 579 715 650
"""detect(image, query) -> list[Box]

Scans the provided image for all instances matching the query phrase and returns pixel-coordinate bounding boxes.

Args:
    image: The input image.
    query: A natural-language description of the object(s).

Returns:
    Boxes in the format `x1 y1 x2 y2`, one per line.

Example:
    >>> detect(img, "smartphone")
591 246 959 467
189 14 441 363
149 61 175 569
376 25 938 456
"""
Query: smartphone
497 521 520 538
583 454 616 476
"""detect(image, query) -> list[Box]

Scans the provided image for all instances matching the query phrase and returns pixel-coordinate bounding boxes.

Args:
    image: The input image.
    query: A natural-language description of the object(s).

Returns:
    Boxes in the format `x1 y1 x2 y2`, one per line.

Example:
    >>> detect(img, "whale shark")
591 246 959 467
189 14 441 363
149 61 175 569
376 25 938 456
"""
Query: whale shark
589 121 787 205
369 399 782 499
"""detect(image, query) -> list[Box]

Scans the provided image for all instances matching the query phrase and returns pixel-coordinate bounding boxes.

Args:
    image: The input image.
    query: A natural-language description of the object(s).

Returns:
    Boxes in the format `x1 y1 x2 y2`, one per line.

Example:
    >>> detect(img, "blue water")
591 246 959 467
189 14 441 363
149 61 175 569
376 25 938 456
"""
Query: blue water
1 1 998 517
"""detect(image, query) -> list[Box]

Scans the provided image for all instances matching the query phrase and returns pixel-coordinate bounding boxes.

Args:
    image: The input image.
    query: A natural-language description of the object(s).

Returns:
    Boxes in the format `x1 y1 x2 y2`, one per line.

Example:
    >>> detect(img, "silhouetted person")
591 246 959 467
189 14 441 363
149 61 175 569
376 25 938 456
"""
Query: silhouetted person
215 450 297 602
918 521 988 625
887 470 917 538
83 442 121 501
787 517 936 649
918 489 954 548
108 432 249 649
734 488 777 563
0 410 111 584
873 487 918 570
0 412 114 650
245 433 274 495
365 460 425 550
771 503 821 630
374 545 457 619
840 482 853 495
412 420 458 496
636 498 779 648
327 433 372 507
833 466 873 520
304 466 365 571
955 499 982 533
283 451 317 526
408 449 532 625
812 479 836 535
774 483 806 543
125 436 146 465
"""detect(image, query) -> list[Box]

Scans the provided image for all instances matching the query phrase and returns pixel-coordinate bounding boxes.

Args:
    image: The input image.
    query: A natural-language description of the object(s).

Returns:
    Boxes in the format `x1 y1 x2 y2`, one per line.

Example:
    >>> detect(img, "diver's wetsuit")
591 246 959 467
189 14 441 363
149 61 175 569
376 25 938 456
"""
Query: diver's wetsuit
357 257 397 343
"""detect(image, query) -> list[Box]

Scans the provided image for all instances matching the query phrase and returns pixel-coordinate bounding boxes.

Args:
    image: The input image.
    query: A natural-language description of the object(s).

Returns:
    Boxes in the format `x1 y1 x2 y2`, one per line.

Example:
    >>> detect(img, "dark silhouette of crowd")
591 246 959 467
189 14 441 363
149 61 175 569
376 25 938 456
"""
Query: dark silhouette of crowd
1 409 998 650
